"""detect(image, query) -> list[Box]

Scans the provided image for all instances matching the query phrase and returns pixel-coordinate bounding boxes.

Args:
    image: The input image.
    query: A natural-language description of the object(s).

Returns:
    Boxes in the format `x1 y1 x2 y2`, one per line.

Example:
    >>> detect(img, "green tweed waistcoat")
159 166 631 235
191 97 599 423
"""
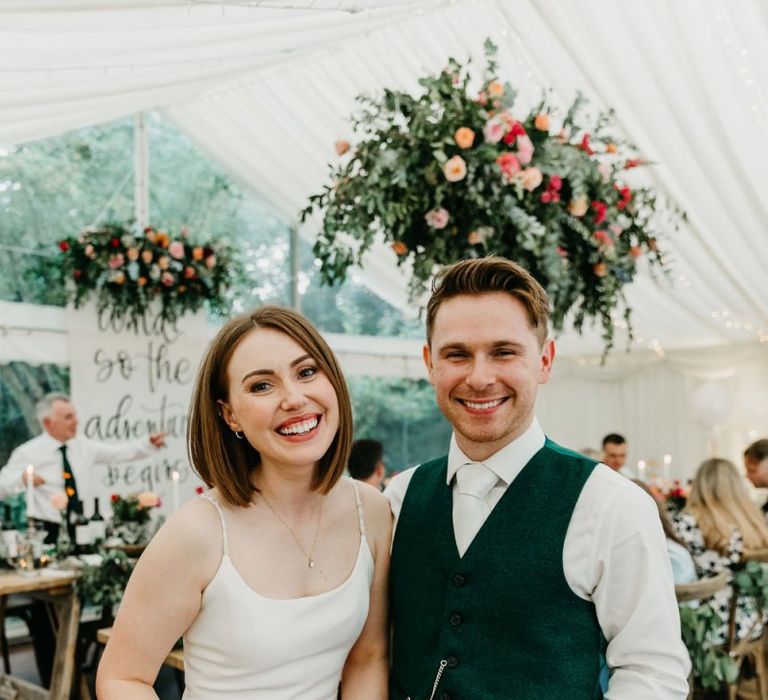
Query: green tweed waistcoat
389 440 605 700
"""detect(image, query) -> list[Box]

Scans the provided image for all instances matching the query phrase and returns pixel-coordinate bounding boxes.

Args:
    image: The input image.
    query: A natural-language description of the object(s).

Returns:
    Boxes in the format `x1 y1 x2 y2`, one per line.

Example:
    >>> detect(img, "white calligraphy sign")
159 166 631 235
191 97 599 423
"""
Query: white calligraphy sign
67 302 208 516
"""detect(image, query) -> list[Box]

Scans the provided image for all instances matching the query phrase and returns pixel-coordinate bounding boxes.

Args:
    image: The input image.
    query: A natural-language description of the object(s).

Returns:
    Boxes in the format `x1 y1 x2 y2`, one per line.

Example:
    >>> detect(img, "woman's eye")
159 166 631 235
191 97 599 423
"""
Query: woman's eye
250 381 272 393
298 366 317 379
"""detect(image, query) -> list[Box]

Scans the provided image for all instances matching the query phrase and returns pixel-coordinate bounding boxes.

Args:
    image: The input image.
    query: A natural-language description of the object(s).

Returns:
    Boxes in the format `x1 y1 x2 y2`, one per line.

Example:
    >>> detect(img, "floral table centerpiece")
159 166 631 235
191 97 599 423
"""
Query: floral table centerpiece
302 41 685 353
56 223 241 326
109 491 161 545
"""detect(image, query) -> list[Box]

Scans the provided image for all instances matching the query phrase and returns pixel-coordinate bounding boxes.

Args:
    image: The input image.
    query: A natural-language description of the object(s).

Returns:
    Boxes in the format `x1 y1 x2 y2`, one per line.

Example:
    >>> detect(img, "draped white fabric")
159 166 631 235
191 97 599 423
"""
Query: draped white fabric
2 0 767 356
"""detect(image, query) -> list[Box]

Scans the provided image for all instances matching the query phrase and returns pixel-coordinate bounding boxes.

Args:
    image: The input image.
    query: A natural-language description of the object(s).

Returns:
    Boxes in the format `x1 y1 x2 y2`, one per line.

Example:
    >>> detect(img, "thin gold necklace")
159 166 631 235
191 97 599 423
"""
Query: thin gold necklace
259 492 324 569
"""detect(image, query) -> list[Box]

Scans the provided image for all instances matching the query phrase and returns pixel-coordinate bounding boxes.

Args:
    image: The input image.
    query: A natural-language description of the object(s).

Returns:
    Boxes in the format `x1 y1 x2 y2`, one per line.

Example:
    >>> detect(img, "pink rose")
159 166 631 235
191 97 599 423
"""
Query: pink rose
424 208 450 229
137 491 160 508
496 152 521 181
443 156 467 183
483 117 506 144
157 255 170 270
205 254 217 269
594 230 615 246
50 491 68 511
520 167 543 192
516 135 534 165
168 241 185 259
609 223 624 236
597 162 612 183
108 253 124 269
161 271 174 286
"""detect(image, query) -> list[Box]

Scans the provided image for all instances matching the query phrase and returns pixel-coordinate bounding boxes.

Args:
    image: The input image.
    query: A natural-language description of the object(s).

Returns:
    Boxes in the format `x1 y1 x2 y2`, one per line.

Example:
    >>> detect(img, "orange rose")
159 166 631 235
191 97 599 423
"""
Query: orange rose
155 232 170 248
567 196 589 217
630 245 643 258
392 241 408 256
487 81 504 97
113 272 126 285
183 266 196 279
606 143 618 154
454 127 475 149
334 139 350 156
141 249 153 264
137 491 160 508
137 276 148 287
534 113 550 131
593 263 608 277
158 256 170 270
192 246 204 261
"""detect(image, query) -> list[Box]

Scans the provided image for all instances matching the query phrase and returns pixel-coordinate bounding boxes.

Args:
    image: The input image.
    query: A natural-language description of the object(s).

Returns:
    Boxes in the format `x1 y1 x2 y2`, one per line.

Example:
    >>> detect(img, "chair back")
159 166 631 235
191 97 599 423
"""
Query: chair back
675 571 728 603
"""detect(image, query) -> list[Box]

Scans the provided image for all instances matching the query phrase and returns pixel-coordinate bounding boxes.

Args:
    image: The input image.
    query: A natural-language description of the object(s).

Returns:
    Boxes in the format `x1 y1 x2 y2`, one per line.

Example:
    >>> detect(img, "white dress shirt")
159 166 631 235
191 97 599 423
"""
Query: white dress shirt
385 418 691 699
0 431 157 522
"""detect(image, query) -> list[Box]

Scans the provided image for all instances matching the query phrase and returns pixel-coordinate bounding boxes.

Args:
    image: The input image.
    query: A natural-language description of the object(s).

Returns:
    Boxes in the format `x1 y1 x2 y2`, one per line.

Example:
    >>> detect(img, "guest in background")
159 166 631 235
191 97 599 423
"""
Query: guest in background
0 392 164 543
602 433 630 476
744 439 768 513
633 480 696 584
348 439 386 490
673 458 768 644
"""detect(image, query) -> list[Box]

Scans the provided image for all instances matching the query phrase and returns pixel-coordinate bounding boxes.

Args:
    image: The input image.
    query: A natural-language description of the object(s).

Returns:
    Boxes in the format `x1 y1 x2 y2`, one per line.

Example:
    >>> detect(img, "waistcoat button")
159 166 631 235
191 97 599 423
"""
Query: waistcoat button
452 573 466 587
445 655 459 668
449 613 463 627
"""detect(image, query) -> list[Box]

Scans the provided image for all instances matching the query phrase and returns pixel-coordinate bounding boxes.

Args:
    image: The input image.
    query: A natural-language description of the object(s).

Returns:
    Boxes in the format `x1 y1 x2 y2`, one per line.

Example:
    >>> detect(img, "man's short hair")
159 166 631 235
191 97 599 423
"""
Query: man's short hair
35 392 72 424
602 433 626 448
745 439 768 463
348 439 384 481
425 256 550 347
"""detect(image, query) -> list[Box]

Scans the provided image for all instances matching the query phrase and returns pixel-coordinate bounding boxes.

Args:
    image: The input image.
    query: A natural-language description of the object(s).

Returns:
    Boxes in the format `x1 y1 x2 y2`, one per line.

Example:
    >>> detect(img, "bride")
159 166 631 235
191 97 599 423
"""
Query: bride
97 306 391 698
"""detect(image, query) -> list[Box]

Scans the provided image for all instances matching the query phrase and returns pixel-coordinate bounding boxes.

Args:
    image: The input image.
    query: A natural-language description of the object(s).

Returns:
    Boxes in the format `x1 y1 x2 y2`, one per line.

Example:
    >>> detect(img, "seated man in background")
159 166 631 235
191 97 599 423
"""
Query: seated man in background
744 438 768 513
348 438 386 490
602 433 631 476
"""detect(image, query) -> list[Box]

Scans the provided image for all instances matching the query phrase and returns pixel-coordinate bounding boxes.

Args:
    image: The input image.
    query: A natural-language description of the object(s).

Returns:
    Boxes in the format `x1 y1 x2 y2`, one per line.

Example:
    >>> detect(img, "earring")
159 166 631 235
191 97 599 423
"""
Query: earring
234 431 244 440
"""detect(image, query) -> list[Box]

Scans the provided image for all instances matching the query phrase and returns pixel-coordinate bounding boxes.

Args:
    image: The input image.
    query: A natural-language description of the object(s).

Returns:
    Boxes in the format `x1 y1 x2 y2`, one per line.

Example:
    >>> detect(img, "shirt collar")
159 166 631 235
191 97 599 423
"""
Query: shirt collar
446 417 546 486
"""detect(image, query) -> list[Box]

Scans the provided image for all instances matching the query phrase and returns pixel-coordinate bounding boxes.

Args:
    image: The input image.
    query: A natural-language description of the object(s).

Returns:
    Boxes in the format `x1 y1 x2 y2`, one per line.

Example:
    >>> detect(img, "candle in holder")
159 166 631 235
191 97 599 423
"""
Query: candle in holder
663 454 672 482
172 470 180 512
637 460 647 482
25 465 34 520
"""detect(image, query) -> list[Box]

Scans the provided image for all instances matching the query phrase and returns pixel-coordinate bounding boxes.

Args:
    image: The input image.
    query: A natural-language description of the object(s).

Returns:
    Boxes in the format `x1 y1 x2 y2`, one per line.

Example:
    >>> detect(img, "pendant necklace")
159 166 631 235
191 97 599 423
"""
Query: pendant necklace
259 492 324 569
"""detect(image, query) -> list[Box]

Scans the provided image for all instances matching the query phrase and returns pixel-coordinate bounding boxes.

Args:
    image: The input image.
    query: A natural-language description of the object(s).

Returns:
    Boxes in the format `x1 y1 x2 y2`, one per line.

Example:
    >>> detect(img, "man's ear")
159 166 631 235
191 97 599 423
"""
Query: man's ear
423 343 435 385
217 399 239 432
538 338 555 385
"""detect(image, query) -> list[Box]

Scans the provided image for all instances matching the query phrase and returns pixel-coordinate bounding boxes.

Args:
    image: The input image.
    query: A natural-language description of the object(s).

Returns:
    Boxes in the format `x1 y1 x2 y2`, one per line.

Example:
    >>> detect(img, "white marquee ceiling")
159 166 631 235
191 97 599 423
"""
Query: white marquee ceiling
2 0 768 358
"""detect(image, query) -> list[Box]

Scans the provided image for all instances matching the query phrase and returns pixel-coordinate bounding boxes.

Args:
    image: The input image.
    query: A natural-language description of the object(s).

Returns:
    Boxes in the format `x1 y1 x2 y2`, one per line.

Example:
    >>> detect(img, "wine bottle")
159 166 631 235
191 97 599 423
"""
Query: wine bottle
89 497 106 543
1 503 18 563
74 511 93 555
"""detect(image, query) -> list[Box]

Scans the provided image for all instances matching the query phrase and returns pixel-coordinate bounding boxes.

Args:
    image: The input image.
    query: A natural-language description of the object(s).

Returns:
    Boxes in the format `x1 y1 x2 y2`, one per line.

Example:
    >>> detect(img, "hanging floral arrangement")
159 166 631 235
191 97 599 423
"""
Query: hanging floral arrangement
56 223 240 325
302 41 686 352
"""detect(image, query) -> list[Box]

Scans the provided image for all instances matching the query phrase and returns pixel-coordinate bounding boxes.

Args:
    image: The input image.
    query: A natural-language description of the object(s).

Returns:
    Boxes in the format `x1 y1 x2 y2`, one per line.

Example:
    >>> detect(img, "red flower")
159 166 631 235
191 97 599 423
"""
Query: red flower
555 246 568 257
540 191 552 203
591 200 607 225
580 133 594 156
111 493 119 503
549 176 562 191
110 237 121 248
195 486 204 495
58 240 70 252
73 269 82 280
617 186 633 210
624 158 643 169
594 230 614 246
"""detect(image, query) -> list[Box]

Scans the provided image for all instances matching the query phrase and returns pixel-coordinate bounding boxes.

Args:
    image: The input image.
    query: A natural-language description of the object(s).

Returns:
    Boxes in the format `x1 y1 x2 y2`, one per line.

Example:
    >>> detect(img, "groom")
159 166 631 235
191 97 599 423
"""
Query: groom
385 256 690 698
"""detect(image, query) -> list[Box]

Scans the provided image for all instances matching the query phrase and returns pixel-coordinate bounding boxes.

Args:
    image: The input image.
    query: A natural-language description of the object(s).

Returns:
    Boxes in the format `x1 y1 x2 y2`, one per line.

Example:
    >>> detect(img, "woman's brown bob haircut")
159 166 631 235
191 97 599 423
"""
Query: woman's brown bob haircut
188 306 353 507
426 256 550 347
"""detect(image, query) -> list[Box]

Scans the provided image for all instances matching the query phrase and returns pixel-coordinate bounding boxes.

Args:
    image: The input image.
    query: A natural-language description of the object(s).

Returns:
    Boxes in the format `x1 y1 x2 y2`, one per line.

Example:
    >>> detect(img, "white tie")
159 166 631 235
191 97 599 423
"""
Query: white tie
453 462 498 556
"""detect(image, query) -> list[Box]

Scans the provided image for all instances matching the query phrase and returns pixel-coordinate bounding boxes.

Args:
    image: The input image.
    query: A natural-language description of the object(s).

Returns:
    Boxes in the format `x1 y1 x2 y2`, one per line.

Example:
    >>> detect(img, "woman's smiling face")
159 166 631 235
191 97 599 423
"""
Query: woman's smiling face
219 327 340 473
